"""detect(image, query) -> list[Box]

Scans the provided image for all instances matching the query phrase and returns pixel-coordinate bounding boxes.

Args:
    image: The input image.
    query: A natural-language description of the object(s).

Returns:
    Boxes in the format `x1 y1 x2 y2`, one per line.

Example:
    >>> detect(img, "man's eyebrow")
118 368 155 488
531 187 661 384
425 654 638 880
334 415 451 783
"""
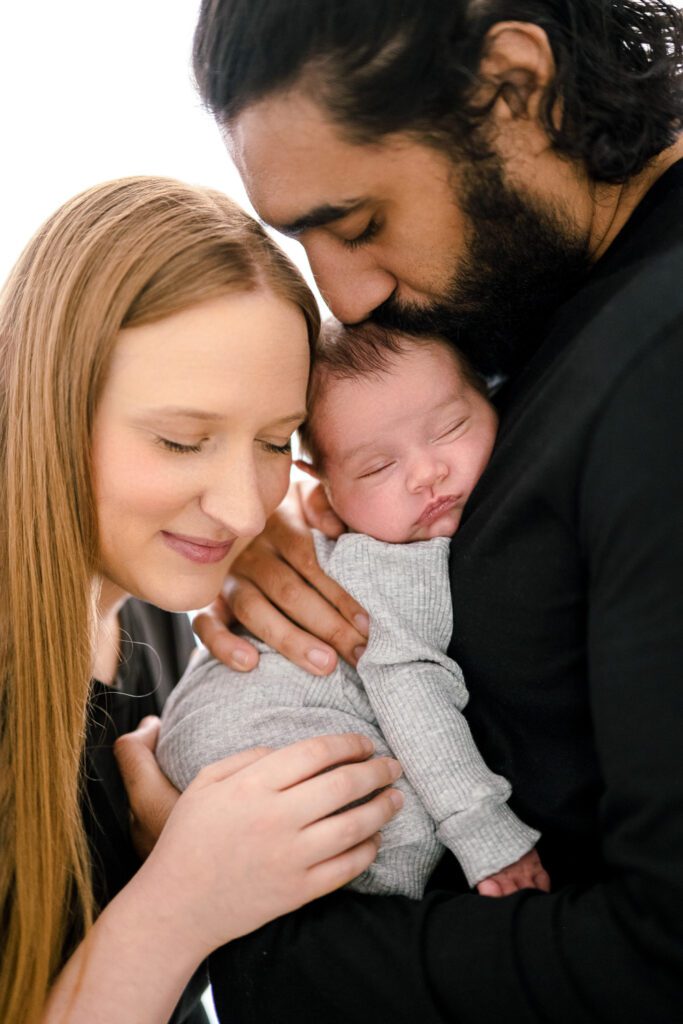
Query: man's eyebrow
274 199 365 236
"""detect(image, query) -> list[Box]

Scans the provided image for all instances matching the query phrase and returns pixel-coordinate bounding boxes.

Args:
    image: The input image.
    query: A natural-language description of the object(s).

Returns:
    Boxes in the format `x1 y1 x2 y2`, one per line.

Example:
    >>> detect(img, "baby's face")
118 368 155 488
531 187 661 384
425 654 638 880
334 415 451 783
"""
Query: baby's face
315 343 498 543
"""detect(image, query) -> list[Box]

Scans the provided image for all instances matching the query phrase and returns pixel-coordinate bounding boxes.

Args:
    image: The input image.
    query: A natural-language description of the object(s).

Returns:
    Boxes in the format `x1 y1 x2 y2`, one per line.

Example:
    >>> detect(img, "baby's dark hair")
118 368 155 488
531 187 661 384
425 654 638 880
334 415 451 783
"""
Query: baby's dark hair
298 320 488 471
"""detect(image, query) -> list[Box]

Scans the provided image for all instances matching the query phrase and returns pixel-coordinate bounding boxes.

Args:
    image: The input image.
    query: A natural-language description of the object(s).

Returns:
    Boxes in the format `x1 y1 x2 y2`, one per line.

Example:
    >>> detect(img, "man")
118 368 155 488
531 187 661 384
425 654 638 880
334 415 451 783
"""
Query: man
126 2 683 1020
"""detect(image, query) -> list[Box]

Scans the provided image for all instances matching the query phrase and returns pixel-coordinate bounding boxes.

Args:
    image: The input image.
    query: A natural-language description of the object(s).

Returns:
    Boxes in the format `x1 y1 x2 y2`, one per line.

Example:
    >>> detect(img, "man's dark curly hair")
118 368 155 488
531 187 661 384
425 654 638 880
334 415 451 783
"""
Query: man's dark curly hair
193 0 683 184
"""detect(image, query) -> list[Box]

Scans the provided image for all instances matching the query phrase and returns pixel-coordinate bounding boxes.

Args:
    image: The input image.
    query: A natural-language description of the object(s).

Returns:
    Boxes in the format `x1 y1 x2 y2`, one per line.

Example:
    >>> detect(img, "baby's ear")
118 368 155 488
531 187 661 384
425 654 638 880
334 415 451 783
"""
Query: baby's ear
294 458 321 481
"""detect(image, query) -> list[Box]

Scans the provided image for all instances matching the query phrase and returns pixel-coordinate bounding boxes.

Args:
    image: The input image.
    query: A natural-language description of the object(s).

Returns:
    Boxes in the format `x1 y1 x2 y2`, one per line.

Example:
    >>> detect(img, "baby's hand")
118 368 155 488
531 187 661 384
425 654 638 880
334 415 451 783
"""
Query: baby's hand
476 847 550 897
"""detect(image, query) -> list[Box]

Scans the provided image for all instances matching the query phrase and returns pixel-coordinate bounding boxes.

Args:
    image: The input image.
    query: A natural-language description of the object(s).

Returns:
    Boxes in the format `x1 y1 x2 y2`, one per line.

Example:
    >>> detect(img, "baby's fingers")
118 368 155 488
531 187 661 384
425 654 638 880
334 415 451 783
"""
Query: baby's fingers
532 866 552 892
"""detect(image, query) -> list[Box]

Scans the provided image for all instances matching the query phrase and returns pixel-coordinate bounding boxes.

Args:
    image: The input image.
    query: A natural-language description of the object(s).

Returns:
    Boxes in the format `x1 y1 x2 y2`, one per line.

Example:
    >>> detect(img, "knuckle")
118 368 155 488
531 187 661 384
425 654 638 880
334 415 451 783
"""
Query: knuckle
275 578 302 610
259 619 284 651
296 545 319 576
327 768 353 805
230 585 261 622
336 814 363 849
304 735 333 766
288 533 317 569
323 622 352 650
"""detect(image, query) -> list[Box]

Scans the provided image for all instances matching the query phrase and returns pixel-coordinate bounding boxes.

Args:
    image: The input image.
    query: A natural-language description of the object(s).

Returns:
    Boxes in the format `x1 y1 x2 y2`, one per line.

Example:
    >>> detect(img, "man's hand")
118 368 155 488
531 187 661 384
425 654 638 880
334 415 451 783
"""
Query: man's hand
193 479 369 675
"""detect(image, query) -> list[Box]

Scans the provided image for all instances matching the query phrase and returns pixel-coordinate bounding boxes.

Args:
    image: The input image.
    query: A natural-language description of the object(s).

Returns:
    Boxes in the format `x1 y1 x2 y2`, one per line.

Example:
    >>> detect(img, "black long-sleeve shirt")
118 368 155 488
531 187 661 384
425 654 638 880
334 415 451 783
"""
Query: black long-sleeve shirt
209 161 683 1023
84 599 207 1024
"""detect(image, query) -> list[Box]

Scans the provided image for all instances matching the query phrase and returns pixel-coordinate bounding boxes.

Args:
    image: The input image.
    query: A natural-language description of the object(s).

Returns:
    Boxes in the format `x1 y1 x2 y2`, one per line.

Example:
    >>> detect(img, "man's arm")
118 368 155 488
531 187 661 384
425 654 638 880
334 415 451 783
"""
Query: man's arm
209 328 683 1022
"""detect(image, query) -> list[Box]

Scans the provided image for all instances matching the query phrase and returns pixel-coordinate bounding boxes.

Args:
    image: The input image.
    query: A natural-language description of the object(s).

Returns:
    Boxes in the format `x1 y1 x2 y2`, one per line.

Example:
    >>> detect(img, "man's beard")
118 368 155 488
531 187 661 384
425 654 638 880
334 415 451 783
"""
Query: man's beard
370 154 591 379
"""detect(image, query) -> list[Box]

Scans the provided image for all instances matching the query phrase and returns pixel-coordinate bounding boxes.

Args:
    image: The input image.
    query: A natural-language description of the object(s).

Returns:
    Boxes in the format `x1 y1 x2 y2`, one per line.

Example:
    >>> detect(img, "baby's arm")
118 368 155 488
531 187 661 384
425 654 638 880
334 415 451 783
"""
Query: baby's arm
326 533 547 891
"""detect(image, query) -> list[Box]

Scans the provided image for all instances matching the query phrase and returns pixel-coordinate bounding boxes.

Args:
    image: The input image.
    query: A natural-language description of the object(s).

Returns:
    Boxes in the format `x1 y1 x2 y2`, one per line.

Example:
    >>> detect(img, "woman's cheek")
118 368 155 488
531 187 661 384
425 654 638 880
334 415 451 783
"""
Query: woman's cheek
96 443 179 520
261 458 294 517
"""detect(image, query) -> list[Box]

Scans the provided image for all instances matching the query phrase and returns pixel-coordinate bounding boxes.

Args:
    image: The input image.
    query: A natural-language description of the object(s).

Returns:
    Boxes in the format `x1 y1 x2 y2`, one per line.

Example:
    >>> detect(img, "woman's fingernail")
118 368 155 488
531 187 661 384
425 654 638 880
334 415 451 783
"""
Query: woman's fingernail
232 649 253 669
353 645 366 663
388 758 402 779
307 647 332 670
354 613 370 634
388 790 404 809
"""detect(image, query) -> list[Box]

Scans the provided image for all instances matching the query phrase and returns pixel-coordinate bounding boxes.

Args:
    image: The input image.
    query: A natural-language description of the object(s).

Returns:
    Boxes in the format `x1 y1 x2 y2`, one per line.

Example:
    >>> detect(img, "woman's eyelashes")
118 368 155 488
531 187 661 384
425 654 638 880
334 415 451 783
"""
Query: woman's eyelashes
155 437 293 456
156 436 205 454
259 439 292 456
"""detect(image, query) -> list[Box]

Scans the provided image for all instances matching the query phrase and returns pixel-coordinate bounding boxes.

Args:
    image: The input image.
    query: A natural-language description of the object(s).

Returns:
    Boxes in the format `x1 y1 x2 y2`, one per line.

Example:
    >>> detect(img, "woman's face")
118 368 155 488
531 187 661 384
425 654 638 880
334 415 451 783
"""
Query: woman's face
91 289 310 613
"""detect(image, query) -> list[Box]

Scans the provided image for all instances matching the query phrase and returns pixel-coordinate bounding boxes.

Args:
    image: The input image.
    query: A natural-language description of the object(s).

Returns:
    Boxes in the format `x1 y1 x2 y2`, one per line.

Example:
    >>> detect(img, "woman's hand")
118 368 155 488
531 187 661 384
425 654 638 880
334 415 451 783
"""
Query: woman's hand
114 716 276 859
193 477 369 675
114 716 182 859
133 731 402 957
49 726 399 1023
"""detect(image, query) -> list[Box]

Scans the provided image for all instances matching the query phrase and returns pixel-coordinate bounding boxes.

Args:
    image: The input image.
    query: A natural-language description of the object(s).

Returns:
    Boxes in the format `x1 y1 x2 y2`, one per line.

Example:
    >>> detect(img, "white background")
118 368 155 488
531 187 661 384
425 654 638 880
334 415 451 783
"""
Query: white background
2 1 682 284
0 0 318 295
1 3 680 1019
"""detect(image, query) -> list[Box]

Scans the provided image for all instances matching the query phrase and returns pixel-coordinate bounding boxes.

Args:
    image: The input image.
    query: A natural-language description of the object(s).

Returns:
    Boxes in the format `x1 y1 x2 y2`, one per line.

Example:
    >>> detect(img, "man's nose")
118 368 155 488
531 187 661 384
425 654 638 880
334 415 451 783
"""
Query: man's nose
407 456 449 493
305 243 396 324
199 456 267 539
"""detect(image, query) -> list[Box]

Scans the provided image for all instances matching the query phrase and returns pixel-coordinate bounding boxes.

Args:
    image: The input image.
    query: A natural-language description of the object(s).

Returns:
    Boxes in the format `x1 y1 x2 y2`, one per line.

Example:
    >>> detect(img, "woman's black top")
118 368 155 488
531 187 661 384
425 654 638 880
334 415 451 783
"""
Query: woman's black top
85 598 207 1024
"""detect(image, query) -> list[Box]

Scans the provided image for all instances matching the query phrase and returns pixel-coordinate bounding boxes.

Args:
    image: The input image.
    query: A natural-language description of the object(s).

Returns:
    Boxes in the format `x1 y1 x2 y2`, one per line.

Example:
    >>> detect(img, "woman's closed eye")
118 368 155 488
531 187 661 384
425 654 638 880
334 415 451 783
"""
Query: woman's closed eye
259 439 292 456
155 436 292 457
156 436 206 455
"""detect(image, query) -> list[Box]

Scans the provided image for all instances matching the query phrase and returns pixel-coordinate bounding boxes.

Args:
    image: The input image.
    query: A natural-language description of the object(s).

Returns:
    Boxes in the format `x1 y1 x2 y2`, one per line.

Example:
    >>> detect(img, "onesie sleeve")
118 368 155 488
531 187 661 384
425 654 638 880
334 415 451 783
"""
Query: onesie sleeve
327 534 539 886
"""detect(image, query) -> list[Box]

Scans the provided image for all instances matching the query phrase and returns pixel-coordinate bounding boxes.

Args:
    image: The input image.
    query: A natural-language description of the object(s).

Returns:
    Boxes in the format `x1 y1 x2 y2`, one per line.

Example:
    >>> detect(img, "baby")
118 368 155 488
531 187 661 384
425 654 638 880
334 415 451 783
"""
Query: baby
158 322 548 899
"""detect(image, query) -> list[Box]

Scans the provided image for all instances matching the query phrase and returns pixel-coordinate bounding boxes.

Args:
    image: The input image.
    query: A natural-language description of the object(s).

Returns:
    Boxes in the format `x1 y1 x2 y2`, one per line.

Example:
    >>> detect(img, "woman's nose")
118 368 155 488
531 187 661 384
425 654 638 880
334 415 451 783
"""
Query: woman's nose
199 457 267 539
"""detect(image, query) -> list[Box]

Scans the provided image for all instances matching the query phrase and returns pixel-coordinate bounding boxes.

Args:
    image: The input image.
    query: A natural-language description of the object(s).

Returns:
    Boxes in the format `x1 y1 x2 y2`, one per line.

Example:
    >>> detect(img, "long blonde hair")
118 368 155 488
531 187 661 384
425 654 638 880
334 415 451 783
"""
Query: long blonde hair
0 176 319 1022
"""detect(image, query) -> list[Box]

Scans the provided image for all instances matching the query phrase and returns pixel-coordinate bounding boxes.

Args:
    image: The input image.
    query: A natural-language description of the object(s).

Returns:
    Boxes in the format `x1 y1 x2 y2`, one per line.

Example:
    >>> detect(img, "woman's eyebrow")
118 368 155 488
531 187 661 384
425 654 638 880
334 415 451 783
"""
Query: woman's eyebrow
268 411 307 427
134 407 225 421
133 408 307 426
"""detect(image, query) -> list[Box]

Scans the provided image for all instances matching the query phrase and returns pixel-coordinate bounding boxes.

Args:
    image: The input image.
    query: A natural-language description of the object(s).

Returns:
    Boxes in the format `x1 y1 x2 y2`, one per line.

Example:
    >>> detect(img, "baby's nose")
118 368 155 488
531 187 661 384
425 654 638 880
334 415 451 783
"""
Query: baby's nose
407 457 449 491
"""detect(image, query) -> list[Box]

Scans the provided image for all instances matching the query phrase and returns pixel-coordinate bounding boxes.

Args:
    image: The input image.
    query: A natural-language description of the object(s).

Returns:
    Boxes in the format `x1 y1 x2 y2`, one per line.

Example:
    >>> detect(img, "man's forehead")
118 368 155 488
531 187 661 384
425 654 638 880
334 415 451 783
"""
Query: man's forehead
226 91 420 227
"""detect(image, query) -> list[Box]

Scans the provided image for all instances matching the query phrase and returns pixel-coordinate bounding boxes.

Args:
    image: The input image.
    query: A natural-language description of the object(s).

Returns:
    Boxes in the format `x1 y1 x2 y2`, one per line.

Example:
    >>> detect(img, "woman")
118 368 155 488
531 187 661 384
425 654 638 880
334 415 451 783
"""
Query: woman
0 176 402 1023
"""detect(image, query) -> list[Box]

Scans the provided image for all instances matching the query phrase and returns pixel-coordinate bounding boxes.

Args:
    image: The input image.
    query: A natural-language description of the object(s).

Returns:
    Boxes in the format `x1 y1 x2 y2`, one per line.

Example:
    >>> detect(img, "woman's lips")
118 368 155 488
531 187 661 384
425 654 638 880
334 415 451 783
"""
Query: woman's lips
416 495 461 527
161 531 235 565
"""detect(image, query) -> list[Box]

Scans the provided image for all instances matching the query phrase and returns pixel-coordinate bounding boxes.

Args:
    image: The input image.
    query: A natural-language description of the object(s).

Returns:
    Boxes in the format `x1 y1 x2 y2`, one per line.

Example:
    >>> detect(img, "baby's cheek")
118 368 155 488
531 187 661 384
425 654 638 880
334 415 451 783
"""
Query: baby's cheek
344 488 407 541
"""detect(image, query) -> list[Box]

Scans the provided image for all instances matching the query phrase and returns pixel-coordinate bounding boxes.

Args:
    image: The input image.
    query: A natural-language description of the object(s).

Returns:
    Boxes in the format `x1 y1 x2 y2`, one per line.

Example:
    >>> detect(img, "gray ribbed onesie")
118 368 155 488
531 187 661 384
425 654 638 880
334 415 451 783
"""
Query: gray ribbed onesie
158 531 539 897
